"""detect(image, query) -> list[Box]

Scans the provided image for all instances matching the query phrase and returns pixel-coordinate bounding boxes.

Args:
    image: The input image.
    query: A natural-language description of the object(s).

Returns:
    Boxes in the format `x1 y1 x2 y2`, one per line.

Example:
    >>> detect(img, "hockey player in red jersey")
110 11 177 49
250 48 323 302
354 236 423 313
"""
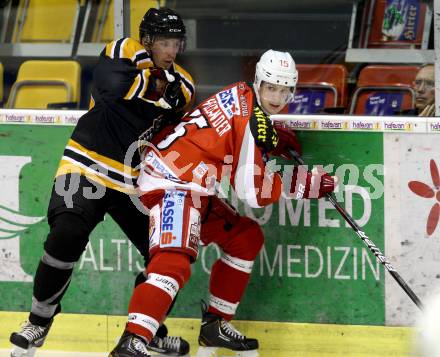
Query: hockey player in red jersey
109 50 336 357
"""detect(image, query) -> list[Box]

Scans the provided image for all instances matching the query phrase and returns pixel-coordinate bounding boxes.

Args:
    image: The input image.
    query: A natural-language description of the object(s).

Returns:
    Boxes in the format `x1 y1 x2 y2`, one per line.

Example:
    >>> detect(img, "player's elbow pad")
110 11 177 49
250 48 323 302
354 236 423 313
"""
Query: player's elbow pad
286 166 335 199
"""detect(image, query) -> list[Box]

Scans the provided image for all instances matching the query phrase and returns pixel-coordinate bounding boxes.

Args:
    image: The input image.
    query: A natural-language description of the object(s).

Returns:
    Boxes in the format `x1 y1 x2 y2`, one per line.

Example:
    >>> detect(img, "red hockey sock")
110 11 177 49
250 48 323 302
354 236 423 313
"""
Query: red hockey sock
126 252 191 341
207 257 252 321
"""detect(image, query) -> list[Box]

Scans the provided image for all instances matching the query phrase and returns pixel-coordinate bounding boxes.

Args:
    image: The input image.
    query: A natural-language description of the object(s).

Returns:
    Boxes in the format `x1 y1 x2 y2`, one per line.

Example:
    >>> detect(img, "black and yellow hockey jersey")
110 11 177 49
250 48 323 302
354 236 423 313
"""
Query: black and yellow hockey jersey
56 37 195 193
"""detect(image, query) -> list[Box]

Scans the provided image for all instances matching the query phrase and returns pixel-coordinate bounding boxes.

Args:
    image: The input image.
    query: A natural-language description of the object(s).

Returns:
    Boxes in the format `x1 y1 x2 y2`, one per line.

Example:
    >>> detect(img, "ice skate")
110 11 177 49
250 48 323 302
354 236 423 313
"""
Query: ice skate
147 335 190 356
195 303 259 357
10 319 53 356
109 330 152 357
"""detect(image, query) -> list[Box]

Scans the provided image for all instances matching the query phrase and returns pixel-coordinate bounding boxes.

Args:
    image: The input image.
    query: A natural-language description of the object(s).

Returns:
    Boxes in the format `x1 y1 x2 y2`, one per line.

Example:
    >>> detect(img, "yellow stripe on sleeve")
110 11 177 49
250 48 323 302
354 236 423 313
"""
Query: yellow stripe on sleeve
105 40 117 58
124 73 142 100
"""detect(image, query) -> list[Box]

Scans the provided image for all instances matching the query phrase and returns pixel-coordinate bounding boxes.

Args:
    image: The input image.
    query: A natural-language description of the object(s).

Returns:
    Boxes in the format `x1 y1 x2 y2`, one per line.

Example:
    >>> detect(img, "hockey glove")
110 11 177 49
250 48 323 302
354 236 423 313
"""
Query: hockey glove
145 68 181 109
149 67 176 84
271 126 302 158
288 166 335 199
161 72 183 110
144 67 170 101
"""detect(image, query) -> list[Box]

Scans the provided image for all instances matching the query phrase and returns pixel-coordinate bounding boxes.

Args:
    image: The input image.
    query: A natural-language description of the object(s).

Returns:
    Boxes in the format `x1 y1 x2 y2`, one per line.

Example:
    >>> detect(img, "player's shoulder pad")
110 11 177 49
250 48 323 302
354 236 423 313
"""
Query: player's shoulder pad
173 63 195 87
104 37 146 61
212 82 245 117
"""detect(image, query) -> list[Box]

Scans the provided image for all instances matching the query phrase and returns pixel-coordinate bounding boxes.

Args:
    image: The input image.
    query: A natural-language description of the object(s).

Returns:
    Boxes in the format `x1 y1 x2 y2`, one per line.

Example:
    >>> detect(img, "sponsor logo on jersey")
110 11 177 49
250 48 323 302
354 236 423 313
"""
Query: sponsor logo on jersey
144 151 179 181
192 161 208 180
216 87 240 119
160 191 185 248
239 94 249 116
252 106 278 149
149 216 156 241
201 98 232 137
188 212 200 253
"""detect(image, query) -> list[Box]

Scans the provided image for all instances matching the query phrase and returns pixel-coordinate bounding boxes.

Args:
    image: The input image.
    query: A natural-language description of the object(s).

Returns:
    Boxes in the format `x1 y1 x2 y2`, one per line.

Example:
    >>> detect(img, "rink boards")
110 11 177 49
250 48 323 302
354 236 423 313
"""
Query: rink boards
0 311 413 356
0 110 439 331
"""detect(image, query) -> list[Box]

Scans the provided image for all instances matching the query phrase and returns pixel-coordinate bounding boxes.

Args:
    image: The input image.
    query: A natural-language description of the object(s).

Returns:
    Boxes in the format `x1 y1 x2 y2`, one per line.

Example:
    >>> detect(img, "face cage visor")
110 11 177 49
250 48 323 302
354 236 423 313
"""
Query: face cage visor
258 81 296 107
141 33 186 53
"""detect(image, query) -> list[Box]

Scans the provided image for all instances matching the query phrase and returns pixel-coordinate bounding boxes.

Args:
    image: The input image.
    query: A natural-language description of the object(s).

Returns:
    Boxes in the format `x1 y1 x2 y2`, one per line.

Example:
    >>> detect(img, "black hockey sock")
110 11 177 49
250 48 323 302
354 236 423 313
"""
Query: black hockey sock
33 260 73 303
30 260 73 324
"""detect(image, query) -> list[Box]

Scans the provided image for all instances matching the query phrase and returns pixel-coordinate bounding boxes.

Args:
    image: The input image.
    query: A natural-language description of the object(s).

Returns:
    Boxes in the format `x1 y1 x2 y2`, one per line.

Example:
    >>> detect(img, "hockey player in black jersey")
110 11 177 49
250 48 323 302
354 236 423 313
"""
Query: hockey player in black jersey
9 7 194 357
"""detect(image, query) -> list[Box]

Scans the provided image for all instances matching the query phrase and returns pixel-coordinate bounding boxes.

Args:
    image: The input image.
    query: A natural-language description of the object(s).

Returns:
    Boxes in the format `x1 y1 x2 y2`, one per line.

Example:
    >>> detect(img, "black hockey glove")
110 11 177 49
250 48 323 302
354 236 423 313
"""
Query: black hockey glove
162 72 183 110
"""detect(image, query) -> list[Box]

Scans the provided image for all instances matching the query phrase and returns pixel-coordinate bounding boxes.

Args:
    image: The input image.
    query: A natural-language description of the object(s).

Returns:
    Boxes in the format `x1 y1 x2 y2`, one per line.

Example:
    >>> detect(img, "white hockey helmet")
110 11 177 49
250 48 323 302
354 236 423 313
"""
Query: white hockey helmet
253 49 298 107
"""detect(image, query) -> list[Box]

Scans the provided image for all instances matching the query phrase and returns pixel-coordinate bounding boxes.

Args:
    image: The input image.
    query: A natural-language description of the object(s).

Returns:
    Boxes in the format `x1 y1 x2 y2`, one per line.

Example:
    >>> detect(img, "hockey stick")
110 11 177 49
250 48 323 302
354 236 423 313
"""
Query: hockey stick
287 148 424 310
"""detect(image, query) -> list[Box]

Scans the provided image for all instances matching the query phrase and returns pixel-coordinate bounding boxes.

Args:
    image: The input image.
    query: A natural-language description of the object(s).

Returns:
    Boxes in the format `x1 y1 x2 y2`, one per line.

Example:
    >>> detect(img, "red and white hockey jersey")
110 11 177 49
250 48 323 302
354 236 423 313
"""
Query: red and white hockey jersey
138 82 282 208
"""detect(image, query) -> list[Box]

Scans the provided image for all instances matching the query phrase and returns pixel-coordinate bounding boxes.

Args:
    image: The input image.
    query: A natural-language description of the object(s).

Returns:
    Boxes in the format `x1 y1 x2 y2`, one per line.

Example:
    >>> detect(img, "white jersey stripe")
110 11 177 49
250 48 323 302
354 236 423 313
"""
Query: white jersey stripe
110 40 117 59
177 71 195 92
131 48 148 62
65 145 138 179
235 123 262 208
61 156 135 189
137 58 153 66
128 313 159 336
119 38 129 59
138 70 148 99
127 73 142 100
209 294 239 316
146 273 180 300
221 253 254 274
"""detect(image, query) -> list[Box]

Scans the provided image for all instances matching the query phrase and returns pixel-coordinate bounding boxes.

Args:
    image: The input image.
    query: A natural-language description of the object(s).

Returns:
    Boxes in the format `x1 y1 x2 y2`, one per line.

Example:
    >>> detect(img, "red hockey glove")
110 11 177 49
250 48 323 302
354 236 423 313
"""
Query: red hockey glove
289 166 335 199
271 126 302 159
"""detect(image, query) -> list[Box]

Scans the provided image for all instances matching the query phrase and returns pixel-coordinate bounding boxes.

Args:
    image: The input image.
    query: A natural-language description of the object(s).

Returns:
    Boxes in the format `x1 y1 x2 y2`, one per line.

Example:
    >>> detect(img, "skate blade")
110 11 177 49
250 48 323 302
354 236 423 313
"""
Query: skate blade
195 347 259 357
235 351 259 357
195 346 218 357
11 346 37 357
148 352 190 357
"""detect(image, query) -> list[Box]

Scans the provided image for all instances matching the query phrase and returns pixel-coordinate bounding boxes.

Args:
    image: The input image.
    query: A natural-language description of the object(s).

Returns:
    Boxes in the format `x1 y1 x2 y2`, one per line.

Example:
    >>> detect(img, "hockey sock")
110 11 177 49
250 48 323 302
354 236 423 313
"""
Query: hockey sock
30 258 73 326
126 252 191 341
207 218 264 320
207 257 253 320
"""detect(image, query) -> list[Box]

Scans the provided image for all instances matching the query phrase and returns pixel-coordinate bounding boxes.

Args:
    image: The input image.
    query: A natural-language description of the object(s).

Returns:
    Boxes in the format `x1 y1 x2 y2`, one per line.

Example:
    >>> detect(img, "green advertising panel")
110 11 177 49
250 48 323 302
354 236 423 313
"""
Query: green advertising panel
0 124 385 325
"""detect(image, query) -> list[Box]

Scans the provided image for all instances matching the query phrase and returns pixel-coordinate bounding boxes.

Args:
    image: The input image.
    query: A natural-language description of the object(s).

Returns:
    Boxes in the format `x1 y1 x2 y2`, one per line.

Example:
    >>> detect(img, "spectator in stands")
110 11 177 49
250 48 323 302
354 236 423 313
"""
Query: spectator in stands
9 7 194 357
413 64 435 117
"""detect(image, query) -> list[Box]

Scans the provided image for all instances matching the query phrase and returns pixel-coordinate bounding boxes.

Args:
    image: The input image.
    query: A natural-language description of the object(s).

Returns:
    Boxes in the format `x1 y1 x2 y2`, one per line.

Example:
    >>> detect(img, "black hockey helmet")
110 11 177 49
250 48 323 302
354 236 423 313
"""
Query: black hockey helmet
139 7 186 51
